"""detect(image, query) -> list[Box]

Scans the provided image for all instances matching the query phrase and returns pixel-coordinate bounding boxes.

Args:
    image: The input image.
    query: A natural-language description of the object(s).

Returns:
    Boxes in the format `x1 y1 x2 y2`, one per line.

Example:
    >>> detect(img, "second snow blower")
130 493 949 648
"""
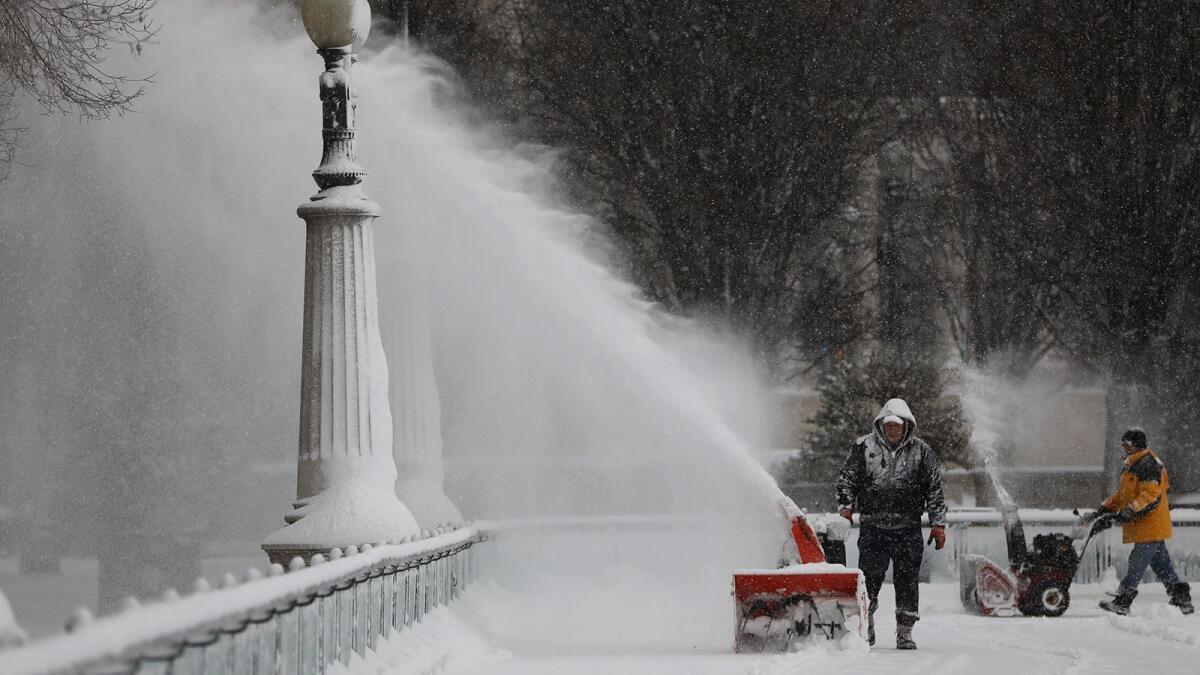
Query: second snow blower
733 505 868 651
959 505 1113 617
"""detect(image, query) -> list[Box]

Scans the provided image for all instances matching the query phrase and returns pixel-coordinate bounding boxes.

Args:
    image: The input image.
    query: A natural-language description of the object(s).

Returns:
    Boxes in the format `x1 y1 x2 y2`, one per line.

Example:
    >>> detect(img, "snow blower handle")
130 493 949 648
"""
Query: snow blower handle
1072 509 1117 558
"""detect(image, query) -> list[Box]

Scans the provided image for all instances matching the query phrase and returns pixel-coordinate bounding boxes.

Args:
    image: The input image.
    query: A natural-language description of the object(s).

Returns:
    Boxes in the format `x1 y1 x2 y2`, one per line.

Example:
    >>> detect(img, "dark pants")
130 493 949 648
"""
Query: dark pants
1120 541 1181 592
858 525 924 624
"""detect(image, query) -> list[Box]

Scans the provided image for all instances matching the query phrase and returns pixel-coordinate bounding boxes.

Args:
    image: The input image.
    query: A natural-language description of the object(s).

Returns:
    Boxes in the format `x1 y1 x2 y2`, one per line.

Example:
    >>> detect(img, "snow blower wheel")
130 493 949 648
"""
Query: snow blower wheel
1022 581 1069 617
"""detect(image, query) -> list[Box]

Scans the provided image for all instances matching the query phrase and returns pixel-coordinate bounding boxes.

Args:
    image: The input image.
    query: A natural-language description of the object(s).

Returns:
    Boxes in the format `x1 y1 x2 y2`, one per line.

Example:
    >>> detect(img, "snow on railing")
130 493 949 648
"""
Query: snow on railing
0 526 486 675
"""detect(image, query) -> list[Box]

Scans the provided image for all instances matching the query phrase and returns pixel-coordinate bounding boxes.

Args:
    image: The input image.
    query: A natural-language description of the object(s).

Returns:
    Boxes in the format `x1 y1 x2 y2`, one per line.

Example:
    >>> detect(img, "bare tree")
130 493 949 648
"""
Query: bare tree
400 1 895 374
937 2 1200 489
0 0 156 167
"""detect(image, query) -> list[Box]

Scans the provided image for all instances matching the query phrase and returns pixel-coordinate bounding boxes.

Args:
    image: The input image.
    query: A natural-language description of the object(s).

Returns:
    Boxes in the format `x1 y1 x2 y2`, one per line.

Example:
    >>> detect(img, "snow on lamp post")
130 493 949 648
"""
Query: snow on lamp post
263 0 420 564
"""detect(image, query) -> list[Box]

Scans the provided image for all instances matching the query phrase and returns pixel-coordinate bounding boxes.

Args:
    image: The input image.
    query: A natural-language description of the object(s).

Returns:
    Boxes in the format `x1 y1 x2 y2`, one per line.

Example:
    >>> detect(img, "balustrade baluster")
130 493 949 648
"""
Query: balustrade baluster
403 568 415 627
430 560 438 613
468 543 477 583
231 624 254 675
382 569 396 638
319 591 337 671
277 606 300 675
299 597 320 675
199 634 225 675
417 564 426 621
252 612 277 675
367 573 381 651
395 570 406 629
354 577 369 657
465 544 473 584
432 558 441 608
418 563 429 621
455 548 464 597
336 584 354 667
439 556 448 605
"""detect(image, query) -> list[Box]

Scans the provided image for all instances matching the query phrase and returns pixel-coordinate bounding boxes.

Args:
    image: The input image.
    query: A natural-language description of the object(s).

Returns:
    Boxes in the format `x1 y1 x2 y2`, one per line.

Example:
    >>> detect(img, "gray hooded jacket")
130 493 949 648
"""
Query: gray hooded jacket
836 398 948 529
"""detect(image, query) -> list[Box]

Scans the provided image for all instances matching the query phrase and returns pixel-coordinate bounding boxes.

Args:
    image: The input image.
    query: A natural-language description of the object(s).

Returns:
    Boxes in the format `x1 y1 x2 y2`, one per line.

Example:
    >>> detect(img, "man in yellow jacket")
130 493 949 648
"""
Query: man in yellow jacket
1088 427 1192 616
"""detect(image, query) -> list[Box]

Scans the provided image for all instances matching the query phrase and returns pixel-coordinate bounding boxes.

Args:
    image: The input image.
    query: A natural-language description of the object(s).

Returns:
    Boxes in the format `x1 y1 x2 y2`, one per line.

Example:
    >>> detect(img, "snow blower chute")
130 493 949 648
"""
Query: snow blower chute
959 505 1114 617
733 503 868 651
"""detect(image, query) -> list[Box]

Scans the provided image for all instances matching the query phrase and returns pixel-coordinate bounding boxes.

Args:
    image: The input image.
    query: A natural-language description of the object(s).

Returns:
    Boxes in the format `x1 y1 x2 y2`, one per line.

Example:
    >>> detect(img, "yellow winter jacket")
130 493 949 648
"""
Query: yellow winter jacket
1102 448 1172 544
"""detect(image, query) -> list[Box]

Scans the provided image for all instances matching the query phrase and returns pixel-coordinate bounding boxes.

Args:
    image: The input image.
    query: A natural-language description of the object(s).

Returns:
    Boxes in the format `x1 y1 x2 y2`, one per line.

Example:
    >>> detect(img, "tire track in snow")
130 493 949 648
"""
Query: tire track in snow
930 617 1090 675
1104 614 1199 647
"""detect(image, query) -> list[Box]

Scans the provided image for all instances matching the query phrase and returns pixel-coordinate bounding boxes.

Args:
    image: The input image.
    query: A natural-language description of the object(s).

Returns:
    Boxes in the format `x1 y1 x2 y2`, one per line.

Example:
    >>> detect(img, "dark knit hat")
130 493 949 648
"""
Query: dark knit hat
1121 427 1148 449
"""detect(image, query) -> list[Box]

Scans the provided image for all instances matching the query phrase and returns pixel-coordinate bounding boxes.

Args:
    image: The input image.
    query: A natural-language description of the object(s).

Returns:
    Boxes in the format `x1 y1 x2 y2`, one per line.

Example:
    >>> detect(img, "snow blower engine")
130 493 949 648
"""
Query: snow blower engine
733 505 868 651
959 505 1113 617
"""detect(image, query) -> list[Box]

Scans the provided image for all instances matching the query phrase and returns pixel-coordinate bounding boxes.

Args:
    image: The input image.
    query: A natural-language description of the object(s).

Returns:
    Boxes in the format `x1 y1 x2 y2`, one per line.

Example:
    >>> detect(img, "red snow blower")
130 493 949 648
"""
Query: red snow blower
733 505 868 651
959 505 1113 617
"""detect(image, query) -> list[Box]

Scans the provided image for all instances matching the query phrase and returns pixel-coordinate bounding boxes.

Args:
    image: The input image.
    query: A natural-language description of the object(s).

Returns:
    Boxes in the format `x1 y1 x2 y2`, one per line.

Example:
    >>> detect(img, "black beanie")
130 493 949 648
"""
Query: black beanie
1121 427 1148 449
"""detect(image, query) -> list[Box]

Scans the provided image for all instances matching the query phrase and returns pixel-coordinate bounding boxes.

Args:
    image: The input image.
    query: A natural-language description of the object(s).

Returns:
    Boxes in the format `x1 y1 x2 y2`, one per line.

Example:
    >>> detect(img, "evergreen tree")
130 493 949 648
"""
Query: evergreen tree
779 355 973 487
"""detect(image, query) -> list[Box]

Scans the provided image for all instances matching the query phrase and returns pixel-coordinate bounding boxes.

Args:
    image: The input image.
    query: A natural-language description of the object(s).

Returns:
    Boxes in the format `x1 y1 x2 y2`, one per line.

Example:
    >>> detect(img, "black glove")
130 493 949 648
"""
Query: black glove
1115 507 1135 523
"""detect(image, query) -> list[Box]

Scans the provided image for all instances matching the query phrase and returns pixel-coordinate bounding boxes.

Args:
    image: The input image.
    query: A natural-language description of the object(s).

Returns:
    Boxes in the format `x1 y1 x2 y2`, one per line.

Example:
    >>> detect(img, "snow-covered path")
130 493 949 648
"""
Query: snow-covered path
341 572 1199 675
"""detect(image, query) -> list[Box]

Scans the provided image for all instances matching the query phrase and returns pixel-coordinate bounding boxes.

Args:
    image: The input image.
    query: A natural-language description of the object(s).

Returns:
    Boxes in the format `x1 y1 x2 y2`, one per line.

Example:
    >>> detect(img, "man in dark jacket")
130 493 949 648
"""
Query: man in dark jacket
837 398 947 650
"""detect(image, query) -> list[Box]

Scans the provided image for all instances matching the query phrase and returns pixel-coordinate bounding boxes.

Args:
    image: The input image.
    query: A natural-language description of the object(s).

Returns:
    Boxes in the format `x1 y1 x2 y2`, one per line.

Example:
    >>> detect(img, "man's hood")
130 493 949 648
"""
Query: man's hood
873 398 917 447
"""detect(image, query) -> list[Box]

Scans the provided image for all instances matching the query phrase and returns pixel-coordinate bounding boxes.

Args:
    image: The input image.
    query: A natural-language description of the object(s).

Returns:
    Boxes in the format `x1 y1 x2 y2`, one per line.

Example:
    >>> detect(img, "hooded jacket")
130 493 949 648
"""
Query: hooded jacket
1102 448 1172 544
836 398 948 530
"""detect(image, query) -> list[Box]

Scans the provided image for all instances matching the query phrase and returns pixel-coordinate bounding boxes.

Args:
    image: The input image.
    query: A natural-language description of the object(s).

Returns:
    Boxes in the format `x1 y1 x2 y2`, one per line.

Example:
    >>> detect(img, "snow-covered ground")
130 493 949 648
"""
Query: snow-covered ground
341 570 1198 675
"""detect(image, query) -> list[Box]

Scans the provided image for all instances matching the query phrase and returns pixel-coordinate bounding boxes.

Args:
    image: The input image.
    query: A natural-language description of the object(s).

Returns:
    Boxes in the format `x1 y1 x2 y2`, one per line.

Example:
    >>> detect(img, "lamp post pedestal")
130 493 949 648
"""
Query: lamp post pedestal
263 37 419 564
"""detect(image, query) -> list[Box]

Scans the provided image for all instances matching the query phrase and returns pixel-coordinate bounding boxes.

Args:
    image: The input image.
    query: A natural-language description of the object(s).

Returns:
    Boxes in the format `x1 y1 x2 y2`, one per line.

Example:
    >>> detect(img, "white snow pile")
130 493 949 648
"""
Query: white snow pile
0 587 28 649
749 636 872 675
263 484 421 548
330 601 509 675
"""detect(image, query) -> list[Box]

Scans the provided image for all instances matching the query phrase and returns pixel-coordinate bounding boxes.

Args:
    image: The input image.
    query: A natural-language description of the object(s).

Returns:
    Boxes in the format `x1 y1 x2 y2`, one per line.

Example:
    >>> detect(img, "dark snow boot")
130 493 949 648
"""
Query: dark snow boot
1169 582 1194 615
1099 588 1137 616
896 620 916 650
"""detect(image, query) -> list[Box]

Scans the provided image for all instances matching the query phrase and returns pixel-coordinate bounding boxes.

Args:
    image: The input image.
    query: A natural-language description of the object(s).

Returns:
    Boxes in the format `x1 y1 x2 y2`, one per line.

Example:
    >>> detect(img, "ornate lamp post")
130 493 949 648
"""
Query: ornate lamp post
263 0 420 564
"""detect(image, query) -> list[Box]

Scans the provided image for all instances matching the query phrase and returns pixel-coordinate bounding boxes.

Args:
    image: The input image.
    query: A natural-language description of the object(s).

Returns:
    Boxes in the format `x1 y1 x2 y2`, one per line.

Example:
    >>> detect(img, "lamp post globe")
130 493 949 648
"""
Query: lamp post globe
301 0 371 49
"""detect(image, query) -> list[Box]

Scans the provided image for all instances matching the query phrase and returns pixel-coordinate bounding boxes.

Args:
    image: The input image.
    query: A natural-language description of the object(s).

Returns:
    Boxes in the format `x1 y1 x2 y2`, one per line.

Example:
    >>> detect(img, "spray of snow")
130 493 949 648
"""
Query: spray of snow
960 369 1019 507
1 3 783 518
354 47 785 520
345 24 788 525
0 0 786 610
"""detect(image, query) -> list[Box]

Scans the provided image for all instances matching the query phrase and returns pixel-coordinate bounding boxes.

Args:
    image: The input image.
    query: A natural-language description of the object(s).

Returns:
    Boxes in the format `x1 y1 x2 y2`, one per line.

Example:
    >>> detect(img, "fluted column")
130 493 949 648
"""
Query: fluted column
381 261 463 527
263 37 418 563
